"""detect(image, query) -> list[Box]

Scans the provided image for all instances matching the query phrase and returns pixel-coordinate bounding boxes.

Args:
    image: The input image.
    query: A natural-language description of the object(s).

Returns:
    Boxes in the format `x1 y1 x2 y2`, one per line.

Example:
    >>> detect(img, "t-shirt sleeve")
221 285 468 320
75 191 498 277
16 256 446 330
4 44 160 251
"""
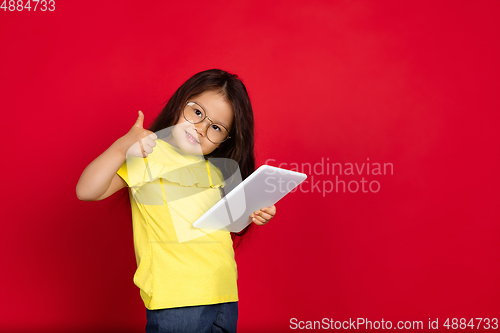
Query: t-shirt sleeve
117 160 131 187
116 156 155 188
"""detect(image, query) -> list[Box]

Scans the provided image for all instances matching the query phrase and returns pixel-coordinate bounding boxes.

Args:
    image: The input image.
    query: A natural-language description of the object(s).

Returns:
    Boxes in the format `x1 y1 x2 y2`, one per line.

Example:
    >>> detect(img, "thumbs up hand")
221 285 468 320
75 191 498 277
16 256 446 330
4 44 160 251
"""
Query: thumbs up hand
120 111 157 158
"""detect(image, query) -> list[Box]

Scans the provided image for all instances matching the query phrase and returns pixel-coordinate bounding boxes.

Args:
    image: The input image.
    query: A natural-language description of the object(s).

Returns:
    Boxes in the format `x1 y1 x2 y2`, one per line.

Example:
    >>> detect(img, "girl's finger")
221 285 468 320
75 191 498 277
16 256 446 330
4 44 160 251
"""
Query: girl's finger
261 206 276 216
140 139 154 154
144 137 157 148
256 211 273 220
253 219 266 226
252 215 266 223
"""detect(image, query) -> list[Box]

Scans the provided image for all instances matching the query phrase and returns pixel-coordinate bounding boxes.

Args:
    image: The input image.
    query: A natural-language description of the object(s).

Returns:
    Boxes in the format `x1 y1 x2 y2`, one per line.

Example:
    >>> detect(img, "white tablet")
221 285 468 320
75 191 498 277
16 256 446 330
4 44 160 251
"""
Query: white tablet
193 165 307 233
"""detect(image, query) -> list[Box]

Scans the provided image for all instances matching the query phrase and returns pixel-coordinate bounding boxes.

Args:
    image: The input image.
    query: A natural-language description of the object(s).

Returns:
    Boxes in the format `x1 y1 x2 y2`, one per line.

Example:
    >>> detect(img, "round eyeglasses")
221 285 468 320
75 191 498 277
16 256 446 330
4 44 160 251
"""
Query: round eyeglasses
183 101 231 144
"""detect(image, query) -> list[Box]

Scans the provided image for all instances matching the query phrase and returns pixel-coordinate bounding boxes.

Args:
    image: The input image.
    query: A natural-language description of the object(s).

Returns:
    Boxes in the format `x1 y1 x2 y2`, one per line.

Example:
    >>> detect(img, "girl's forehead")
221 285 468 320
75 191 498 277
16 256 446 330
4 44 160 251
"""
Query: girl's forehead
190 91 233 126
192 90 227 104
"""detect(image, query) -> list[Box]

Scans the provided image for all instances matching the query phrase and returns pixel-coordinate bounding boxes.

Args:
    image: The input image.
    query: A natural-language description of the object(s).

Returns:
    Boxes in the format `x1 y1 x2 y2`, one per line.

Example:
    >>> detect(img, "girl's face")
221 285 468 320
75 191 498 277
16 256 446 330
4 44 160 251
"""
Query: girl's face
170 90 234 156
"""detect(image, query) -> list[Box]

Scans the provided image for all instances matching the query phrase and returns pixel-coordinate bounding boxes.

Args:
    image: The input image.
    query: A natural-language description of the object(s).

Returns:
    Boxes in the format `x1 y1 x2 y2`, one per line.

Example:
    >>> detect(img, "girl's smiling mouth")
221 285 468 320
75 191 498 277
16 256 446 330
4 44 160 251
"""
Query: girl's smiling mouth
185 130 200 144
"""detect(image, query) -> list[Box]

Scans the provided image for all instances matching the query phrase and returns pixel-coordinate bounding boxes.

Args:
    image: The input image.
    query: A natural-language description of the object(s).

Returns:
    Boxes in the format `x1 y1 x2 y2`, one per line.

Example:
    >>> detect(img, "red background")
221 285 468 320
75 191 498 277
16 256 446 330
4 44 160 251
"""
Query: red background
1 1 499 332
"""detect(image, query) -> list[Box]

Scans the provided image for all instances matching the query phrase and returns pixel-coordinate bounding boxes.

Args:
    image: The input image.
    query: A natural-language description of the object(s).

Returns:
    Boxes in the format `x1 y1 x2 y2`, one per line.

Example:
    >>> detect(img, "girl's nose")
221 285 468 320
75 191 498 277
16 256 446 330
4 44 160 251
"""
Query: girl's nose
194 126 204 137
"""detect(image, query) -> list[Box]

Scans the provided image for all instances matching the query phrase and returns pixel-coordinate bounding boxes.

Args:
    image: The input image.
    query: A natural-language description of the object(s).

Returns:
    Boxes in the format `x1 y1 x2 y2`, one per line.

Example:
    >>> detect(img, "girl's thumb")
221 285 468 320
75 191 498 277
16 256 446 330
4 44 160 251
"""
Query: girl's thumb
135 110 144 128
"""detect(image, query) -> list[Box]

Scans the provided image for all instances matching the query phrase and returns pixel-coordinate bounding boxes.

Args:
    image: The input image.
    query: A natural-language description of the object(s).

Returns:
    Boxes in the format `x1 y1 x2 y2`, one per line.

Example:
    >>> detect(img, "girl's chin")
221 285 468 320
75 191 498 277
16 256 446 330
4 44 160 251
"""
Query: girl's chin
175 137 205 155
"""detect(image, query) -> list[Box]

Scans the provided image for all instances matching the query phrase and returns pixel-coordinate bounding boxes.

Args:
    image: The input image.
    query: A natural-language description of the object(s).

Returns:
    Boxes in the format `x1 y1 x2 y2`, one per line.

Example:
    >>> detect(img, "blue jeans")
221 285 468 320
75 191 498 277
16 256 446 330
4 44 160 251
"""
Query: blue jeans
145 301 238 333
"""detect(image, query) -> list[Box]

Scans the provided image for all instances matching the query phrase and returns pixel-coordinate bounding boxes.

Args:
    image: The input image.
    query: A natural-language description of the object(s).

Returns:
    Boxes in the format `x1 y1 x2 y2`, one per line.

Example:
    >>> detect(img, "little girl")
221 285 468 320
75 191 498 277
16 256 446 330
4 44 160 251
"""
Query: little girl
76 69 276 333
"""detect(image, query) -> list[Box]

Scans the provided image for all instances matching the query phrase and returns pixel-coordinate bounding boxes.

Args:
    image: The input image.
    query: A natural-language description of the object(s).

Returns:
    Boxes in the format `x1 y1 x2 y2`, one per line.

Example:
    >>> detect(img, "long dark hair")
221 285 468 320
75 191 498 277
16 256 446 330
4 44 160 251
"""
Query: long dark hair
113 69 256 249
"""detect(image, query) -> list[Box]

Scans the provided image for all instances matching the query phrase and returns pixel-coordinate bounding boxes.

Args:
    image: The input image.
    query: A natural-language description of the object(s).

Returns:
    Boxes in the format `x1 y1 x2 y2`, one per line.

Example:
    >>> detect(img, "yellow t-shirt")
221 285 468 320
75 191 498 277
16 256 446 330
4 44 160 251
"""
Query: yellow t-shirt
117 139 238 310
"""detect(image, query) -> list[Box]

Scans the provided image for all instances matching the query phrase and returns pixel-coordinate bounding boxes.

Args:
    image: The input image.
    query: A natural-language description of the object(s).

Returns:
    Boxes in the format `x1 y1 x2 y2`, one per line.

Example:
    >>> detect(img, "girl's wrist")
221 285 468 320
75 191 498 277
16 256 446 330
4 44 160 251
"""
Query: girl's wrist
112 136 130 157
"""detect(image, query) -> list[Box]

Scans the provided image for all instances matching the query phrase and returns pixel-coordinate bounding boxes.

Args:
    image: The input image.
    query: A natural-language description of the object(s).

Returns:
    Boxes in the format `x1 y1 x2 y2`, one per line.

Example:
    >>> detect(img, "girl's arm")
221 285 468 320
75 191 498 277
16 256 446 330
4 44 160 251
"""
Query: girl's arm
76 139 128 201
76 111 157 201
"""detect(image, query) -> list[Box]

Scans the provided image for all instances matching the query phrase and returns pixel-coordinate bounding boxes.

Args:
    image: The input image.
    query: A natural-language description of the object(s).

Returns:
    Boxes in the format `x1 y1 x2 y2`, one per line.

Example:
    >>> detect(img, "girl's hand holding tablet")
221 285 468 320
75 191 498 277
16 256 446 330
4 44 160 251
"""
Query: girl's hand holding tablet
250 205 276 226
119 110 158 158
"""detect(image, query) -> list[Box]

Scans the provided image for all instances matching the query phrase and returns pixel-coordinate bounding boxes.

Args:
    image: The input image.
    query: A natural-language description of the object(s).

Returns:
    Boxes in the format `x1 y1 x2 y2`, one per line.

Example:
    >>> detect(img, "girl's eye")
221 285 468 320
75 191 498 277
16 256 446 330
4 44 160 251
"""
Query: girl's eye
194 110 203 118
211 124 221 132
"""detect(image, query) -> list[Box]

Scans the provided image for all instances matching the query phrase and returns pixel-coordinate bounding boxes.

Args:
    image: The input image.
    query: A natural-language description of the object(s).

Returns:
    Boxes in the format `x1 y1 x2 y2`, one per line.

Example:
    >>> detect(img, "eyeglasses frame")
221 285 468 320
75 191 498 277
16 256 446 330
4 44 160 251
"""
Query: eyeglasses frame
182 101 232 144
